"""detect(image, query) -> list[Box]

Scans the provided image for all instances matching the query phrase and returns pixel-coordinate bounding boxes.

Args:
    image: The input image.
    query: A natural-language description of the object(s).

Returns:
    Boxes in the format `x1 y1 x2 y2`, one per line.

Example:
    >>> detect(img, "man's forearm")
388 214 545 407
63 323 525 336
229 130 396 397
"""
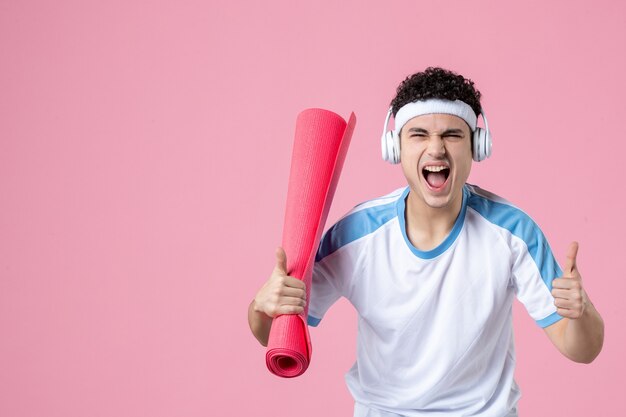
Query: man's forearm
563 302 604 363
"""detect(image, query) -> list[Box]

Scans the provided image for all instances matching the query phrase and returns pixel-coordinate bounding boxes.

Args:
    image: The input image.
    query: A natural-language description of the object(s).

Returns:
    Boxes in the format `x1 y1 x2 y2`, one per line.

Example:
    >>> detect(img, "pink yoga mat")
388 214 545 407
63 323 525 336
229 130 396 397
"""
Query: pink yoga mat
265 108 356 378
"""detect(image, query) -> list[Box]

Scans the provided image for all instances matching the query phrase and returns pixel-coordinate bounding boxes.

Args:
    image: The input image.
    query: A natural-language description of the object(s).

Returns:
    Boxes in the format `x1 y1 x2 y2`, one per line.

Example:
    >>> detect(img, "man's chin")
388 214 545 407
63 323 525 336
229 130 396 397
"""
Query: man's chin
423 196 452 210
417 182 460 211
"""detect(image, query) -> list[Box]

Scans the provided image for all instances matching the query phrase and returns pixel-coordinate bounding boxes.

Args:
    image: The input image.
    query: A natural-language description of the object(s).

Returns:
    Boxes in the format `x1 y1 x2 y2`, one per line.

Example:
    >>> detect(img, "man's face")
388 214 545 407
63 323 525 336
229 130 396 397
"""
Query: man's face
399 113 473 212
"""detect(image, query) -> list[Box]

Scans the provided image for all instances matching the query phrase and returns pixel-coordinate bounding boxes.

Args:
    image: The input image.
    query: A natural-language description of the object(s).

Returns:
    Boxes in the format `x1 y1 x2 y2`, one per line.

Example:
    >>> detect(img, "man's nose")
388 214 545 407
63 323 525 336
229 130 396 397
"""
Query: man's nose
426 136 445 156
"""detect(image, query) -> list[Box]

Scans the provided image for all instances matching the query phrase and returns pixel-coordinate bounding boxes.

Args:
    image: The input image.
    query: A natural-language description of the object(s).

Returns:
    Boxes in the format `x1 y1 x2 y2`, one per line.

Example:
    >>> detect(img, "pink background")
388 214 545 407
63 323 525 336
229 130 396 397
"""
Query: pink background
1 1 624 416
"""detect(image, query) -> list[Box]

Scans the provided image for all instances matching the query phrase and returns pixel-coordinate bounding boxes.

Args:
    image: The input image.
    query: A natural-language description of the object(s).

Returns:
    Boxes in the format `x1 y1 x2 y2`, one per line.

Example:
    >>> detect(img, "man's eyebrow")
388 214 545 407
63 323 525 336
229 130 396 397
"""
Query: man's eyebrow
441 128 465 135
407 127 429 133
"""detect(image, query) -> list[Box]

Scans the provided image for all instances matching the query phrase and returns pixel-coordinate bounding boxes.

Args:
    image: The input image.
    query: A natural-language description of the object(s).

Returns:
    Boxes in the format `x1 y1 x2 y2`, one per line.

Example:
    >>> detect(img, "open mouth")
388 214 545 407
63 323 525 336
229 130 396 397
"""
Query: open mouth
422 165 450 189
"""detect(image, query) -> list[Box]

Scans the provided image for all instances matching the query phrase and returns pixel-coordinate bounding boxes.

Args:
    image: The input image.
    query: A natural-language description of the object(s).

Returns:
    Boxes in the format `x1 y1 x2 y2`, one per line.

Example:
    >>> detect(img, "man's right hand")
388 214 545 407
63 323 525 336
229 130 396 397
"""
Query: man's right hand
248 247 307 346
252 247 307 318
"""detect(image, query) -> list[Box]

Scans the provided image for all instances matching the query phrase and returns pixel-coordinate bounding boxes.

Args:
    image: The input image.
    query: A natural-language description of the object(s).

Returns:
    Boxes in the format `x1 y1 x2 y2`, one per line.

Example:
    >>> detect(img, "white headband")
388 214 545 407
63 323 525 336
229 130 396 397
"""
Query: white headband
393 99 478 136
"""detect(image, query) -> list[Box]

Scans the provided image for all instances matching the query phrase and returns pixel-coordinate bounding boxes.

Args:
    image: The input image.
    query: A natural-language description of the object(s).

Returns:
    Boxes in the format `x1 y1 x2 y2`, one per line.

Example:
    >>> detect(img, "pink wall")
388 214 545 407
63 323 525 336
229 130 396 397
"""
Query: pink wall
1 1 623 415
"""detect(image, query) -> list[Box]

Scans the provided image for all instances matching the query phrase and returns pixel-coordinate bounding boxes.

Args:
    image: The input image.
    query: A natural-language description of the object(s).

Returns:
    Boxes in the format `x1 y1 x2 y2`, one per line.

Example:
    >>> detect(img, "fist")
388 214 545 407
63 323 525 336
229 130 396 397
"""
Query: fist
253 247 307 318
551 242 588 319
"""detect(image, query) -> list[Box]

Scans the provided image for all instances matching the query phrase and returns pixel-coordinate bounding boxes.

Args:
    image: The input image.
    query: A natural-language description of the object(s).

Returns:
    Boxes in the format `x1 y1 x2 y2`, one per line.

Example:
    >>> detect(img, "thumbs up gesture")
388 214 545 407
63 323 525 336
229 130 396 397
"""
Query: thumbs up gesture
551 242 589 319
252 247 307 318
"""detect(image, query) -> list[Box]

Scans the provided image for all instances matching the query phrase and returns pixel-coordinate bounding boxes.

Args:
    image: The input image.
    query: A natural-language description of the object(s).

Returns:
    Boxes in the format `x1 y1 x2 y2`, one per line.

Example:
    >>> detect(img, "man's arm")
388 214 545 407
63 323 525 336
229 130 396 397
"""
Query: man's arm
248 247 307 346
544 242 604 363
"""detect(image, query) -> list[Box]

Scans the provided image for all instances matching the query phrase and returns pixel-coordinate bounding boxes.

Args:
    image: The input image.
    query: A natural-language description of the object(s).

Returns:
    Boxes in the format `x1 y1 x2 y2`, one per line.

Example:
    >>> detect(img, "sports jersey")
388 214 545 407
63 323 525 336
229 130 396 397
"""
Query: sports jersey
307 184 563 417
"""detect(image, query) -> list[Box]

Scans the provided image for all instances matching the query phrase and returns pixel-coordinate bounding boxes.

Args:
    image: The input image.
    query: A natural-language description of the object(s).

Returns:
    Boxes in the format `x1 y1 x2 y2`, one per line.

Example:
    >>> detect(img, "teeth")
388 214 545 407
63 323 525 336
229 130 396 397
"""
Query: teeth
423 166 448 172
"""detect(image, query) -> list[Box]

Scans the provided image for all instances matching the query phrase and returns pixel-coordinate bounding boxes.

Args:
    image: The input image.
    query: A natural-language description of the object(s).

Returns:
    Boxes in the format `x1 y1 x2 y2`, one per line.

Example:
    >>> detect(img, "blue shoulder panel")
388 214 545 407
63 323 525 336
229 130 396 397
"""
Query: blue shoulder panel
466 186 563 327
316 199 398 262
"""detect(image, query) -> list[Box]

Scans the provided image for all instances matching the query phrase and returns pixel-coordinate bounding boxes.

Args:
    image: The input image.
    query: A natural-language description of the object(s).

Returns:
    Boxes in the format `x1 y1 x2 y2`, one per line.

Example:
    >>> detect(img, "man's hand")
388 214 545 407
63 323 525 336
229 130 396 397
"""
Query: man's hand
544 241 604 363
551 242 588 319
252 247 307 318
248 247 307 346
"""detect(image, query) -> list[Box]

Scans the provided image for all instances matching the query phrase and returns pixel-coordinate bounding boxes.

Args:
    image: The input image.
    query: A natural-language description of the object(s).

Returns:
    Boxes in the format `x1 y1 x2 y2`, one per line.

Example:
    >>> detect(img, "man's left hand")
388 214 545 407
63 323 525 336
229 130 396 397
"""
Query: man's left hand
551 241 589 319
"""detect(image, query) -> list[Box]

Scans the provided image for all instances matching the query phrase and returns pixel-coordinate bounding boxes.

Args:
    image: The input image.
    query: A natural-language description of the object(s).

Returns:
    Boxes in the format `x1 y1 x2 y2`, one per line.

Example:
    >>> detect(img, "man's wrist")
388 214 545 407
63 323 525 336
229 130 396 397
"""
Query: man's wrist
251 300 272 321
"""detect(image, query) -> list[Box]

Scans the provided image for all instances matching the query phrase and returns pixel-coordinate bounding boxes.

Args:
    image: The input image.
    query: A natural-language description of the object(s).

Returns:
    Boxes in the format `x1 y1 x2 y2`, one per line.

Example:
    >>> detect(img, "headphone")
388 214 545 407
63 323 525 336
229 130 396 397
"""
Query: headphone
381 106 492 164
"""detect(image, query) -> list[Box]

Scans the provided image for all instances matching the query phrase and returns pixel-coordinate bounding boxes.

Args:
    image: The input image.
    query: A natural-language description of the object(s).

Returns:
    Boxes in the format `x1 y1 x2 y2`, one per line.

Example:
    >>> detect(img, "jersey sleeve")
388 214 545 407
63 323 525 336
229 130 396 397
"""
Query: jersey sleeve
510 217 564 328
307 261 342 327
306 223 361 327
306 190 402 327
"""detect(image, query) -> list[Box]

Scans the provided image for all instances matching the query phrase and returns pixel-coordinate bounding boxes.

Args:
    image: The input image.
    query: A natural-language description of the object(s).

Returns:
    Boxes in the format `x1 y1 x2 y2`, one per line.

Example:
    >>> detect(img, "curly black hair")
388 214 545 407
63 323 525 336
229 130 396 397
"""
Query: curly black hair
391 67 482 117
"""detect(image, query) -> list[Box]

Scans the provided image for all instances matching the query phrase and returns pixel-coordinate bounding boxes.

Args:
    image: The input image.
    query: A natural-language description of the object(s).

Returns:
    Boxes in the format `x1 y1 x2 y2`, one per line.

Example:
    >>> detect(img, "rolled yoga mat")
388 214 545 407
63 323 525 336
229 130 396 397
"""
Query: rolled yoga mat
265 108 356 378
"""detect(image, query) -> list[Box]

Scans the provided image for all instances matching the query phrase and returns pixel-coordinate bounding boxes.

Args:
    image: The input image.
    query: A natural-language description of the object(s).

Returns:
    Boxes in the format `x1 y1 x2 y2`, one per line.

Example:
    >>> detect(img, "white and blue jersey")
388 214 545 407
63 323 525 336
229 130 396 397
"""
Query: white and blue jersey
308 184 563 417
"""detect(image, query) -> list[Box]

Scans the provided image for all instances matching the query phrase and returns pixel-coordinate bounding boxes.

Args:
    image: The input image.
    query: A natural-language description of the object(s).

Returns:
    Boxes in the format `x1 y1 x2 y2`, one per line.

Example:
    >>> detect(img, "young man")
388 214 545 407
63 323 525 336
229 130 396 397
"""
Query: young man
248 67 604 416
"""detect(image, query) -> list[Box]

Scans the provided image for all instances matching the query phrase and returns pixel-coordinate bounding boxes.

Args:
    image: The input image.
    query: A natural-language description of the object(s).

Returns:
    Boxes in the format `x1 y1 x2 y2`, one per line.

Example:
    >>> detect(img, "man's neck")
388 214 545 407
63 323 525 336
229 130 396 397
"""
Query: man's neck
404 190 464 252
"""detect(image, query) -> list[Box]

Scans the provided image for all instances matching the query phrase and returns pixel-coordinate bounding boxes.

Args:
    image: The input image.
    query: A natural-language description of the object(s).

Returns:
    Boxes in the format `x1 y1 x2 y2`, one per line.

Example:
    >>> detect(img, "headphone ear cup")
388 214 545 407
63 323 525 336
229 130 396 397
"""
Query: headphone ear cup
472 128 491 162
391 131 400 164
382 131 401 164
483 129 492 160
473 111 493 162
381 106 401 164
472 128 483 162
